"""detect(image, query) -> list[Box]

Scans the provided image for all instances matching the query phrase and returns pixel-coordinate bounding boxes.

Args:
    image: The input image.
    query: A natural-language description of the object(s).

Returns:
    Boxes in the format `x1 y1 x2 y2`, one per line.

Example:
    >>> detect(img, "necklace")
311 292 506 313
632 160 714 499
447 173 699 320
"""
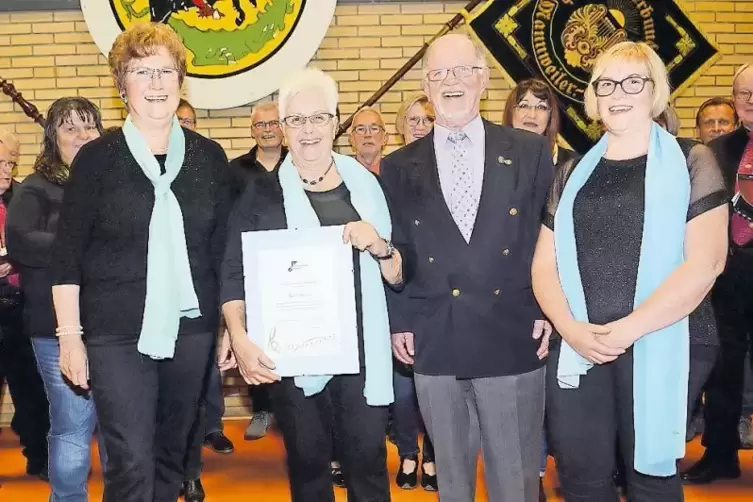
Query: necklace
299 158 334 186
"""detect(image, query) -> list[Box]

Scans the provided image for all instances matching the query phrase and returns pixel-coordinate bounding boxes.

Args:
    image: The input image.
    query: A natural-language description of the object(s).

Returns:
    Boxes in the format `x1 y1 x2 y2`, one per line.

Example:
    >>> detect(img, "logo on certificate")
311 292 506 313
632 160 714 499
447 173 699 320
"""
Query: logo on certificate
80 0 337 109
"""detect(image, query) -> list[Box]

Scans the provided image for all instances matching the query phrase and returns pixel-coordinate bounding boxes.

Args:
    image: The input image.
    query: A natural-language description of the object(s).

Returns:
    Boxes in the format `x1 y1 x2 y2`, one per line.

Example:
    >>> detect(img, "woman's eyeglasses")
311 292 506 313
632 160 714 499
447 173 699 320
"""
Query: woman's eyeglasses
406 116 435 127
282 113 335 128
514 102 551 114
128 67 179 82
592 76 653 97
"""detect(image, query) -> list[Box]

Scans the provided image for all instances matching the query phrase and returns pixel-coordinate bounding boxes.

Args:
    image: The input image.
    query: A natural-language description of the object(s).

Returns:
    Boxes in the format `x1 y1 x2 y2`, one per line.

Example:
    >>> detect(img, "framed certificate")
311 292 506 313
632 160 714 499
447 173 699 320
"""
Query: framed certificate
242 225 359 377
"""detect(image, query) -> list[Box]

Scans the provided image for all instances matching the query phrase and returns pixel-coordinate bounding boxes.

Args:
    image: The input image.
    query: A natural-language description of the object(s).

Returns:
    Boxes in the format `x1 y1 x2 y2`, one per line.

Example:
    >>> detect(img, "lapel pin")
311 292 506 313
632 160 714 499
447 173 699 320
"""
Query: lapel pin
497 155 512 165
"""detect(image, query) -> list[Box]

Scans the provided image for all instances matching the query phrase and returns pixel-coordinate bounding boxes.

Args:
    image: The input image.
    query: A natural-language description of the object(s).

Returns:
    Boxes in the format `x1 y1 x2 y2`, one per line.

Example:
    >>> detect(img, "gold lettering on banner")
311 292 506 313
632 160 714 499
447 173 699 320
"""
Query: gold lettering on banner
532 1 583 100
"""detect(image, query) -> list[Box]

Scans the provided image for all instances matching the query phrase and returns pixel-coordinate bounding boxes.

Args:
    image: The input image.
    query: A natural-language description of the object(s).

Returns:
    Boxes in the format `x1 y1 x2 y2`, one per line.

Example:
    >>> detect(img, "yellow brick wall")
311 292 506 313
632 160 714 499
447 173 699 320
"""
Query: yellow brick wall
0 0 750 424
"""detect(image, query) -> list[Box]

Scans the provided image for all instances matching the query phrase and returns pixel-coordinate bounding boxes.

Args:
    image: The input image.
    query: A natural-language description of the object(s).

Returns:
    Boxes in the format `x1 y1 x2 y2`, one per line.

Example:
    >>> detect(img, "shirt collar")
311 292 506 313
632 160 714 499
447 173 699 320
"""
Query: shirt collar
434 115 484 146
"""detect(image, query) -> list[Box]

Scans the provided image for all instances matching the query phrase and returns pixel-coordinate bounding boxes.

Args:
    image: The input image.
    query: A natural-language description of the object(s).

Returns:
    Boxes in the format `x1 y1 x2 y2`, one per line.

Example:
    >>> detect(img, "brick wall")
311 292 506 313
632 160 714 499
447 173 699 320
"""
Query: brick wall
0 0 750 424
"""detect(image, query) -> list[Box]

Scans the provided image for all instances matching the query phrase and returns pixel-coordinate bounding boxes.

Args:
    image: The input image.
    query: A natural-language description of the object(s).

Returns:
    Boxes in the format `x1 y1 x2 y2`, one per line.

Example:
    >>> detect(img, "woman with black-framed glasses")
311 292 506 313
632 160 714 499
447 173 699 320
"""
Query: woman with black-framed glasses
532 41 728 501
221 67 411 502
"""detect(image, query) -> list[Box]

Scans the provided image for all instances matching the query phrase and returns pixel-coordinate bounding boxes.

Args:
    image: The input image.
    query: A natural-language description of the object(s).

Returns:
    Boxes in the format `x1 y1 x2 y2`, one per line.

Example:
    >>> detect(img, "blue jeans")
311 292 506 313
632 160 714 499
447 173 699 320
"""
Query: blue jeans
32 337 106 502
392 363 434 461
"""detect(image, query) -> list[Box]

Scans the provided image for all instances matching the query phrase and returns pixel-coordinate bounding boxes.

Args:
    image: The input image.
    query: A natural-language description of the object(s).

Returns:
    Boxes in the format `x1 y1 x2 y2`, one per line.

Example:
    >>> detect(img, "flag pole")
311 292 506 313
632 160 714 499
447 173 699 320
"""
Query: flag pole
335 0 485 138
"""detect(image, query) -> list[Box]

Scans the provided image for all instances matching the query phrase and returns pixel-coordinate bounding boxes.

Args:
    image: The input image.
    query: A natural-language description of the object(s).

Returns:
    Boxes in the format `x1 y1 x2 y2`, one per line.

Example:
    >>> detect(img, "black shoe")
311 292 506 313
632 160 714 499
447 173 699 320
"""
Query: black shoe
614 467 627 496
539 478 546 502
26 461 48 482
420 464 437 492
181 479 206 502
681 452 740 485
331 465 345 488
396 456 418 490
203 431 234 454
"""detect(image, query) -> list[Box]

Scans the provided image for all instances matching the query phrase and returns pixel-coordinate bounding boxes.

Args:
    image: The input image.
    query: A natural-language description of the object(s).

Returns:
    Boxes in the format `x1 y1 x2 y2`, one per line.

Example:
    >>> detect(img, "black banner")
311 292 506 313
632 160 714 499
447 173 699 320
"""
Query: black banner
467 0 720 153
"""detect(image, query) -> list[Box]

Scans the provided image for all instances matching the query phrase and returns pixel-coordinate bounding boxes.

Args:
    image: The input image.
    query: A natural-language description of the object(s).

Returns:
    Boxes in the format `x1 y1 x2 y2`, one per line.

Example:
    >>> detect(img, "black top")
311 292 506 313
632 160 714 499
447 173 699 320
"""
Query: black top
380 122 554 378
220 170 409 367
305 183 365 367
50 128 234 342
229 145 288 197
6 174 63 337
543 138 728 346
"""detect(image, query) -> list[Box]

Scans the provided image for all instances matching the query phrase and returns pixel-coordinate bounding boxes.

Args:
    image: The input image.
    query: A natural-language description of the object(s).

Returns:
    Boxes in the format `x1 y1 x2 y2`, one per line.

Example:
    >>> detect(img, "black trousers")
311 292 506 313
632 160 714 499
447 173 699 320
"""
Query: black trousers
271 373 390 502
688 344 718 423
547 341 683 502
249 383 271 412
183 343 218 481
87 332 213 502
0 304 49 467
703 257 753 458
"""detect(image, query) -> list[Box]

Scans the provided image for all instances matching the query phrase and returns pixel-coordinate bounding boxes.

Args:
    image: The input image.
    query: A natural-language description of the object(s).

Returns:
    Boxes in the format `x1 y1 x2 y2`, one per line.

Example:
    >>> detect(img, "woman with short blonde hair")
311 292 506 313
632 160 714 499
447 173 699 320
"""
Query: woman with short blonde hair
395 92 435 145
532 41 728 500
51 22 233 501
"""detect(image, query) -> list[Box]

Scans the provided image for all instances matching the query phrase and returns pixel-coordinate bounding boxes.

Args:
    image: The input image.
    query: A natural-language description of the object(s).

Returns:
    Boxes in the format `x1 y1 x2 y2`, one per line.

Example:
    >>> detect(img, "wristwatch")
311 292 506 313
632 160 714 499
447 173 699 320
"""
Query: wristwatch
373 239 395 260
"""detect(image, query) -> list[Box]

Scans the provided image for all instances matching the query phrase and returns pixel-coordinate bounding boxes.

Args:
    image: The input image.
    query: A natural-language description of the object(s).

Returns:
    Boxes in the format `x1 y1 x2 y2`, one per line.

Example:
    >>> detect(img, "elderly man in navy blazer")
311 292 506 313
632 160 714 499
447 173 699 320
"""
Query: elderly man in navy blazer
380 33 554 501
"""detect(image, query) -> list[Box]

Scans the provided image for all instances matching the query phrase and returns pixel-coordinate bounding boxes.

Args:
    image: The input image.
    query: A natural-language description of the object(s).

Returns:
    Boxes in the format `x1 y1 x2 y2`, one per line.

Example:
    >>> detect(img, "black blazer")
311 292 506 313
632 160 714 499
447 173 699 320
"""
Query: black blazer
708 126 753 257
380 120 555 378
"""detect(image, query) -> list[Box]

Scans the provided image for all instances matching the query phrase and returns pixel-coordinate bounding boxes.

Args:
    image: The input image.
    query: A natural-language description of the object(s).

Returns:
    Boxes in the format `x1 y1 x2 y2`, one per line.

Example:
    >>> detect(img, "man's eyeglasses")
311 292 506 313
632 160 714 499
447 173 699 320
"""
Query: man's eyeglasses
352 124 385 136
128 67 180 82
252 120 281 130
426 65 485 82
0 160 17 170
178 117 196 127
282 113 335 128
406 115 435 127
515 102 551 114
592 76 653 97
734 89 753 103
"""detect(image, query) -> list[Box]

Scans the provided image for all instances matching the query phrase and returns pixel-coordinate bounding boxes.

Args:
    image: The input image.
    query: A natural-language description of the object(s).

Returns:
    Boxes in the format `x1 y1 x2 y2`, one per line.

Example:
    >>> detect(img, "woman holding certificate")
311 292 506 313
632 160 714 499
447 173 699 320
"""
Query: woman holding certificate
50 22 234 501
221 67 408 502
532 41 728 500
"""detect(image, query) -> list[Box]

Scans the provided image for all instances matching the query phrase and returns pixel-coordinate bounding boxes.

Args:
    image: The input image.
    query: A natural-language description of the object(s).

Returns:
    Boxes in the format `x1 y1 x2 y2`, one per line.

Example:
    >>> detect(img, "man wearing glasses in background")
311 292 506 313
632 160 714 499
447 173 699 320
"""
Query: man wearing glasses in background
683 62 753 485
228 101 287 441
229 102 288 196
349 107 389 174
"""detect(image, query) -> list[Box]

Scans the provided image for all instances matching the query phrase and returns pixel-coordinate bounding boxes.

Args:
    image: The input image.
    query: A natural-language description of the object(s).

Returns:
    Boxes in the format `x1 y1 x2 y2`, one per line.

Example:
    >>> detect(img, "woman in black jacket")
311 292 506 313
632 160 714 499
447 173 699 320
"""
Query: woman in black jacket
7 98 105 501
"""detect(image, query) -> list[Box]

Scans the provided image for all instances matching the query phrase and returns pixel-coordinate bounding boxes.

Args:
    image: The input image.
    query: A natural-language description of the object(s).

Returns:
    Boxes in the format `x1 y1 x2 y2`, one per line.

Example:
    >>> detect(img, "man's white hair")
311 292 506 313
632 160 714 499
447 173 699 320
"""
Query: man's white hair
350 106 386 130
421 33 488 78
734 62 753 88
250 101 279 123
278 67 339 119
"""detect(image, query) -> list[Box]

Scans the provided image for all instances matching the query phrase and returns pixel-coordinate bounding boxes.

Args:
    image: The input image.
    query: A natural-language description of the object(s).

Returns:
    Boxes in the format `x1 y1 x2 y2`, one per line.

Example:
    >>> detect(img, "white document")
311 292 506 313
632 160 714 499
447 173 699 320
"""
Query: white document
242 226 359 377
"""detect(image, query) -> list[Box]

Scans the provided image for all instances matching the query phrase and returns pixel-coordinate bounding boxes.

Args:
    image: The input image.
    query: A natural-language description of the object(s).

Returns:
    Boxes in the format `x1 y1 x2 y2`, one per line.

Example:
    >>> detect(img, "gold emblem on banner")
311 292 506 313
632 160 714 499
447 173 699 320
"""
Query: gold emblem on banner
562 5 627 71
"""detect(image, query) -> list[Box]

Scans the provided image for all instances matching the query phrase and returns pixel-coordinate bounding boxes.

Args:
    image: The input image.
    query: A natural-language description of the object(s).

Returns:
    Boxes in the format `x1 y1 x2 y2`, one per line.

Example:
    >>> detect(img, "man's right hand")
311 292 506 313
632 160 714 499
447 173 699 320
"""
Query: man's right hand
230 333 280 385
391 332 415 365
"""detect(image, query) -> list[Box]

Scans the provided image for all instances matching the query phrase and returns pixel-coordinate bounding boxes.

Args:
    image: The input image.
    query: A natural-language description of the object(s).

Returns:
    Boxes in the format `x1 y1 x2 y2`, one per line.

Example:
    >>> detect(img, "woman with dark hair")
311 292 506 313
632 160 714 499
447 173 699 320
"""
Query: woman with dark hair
503 78 575 168
7 97 105 501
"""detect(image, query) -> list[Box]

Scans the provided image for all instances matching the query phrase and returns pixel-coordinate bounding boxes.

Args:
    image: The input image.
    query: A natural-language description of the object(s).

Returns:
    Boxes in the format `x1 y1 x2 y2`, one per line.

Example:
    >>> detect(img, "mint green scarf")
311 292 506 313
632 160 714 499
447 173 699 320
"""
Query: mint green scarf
554 123 690 476
122 115 201 360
